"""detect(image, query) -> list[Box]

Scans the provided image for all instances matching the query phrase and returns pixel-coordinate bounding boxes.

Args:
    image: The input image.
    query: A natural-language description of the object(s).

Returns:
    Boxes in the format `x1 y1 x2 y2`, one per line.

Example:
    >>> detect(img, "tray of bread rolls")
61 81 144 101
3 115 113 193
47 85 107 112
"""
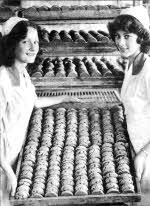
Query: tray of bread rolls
39 29 118 55
28 56 124 89
19 5 127 21
40 29 112 45
10 102 141 206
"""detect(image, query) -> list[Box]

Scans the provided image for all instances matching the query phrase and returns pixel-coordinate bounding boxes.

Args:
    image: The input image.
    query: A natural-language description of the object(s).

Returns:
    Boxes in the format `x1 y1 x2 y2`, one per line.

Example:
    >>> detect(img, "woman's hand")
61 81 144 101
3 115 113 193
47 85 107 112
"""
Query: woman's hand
0 145 17 197
134 150 147 181
35 95 83 108
6 169 17 197
63 95 82 103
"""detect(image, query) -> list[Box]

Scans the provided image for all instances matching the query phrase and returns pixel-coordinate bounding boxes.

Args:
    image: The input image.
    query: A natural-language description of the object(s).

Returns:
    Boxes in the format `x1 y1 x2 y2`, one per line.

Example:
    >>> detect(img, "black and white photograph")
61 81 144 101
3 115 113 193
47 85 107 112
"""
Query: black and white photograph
0 0 150 206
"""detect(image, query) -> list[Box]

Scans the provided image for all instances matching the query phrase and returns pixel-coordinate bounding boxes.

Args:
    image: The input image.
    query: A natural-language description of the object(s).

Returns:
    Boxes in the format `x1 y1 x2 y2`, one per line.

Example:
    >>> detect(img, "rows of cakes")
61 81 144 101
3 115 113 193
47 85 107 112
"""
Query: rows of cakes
40 29 110 43
19 5 124 20
27 56 124 78
15 105 135 199
21 5 122 12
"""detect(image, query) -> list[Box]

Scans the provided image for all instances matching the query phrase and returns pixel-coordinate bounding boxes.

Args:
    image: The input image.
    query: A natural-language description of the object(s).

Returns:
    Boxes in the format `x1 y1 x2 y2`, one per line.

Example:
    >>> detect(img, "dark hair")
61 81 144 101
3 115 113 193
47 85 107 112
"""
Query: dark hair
0 20 41 67
107 15 150 53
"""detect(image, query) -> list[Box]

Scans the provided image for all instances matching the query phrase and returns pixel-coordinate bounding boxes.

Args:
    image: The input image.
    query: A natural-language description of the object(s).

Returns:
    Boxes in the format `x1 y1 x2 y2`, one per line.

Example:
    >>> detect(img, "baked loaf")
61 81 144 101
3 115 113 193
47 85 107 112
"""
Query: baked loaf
69 30 86 43
31 57 44 77
54 58 66 77
0 6 14 20
59 30 73 42
41 29 50 43
92 57 113 77
42 58 55 77
49 30 61 42
98 30 110 39
101 57 124 77
22 6 39 18
73 57 90 78
89 30 109 43
79 30 97 43
83 57 102 77
61 6 70 12
63 58 78 78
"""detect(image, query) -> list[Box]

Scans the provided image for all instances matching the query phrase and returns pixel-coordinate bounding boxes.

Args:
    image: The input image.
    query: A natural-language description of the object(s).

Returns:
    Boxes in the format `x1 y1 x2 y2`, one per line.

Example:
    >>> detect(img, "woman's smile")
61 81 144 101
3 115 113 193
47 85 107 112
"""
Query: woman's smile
26 52 36 57
119 47 128 53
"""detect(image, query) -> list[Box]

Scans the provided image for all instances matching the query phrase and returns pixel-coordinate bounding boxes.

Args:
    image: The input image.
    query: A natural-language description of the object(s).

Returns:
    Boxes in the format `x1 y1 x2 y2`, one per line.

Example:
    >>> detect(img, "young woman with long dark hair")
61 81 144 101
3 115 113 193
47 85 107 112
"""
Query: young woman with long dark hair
0 17 79 203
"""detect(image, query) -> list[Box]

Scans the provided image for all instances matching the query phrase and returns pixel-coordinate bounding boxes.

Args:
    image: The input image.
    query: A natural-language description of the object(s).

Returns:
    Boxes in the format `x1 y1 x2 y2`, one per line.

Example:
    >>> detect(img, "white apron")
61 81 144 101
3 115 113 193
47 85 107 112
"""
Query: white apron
121 55 150 153
0 66 37 165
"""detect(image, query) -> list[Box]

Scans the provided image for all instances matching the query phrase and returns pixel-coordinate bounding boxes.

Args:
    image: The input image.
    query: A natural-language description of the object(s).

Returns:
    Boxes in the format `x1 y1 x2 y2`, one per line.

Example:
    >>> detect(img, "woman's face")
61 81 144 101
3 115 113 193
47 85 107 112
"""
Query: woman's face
15 27 39 64
115 30 141 58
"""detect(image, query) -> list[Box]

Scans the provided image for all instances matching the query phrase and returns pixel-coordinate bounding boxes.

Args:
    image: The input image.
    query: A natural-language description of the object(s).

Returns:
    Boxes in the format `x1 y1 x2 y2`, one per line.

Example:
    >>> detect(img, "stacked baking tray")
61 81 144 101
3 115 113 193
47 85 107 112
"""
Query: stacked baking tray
38 29 118 56
28 56 124 78
10 102 141 206
17 5 127 56
20 5 125 20
28 56 124 90
40 29 111 43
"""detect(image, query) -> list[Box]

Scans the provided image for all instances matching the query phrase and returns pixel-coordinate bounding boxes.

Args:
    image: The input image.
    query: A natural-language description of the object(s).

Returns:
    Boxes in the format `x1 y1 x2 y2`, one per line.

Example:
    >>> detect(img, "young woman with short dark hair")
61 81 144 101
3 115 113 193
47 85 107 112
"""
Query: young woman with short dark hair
108 6 150 192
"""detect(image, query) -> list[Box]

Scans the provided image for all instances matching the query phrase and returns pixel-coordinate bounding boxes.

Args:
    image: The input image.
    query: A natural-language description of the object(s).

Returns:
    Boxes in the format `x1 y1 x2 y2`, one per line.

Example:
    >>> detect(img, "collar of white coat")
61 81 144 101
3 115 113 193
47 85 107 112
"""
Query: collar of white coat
133 52 147 75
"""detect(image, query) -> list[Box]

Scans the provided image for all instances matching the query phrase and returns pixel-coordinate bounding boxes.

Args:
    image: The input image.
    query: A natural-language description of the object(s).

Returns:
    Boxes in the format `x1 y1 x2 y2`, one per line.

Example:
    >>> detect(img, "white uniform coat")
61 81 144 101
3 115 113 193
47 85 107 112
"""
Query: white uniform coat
121 53 150 153
0 65 36 165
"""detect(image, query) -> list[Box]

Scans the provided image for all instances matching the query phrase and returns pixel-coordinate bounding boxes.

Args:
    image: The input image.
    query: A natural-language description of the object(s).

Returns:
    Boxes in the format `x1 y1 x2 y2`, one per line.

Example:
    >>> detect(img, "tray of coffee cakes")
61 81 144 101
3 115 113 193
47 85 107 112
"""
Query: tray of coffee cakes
10 99 141 206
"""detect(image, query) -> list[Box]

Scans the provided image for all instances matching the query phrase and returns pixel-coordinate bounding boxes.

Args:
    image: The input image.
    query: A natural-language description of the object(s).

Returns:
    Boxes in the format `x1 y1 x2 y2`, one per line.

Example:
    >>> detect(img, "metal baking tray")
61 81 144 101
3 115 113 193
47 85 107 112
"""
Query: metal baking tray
10 98 141 206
